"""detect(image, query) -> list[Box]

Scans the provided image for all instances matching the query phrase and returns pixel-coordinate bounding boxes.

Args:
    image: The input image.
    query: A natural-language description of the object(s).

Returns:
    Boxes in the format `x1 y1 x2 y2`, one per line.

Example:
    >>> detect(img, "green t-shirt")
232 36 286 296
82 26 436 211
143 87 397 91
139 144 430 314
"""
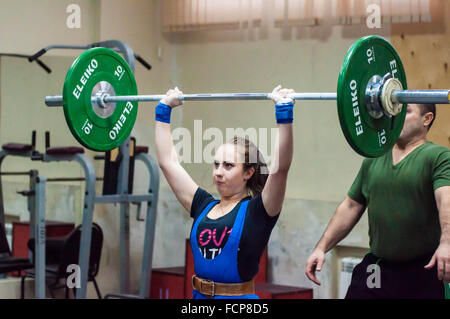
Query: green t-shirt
348 142 450 262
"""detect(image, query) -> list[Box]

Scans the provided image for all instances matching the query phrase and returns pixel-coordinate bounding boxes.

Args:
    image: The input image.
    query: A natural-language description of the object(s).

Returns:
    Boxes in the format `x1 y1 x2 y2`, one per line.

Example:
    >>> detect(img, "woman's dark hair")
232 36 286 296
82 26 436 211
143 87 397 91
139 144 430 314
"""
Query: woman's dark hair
228 136 268 197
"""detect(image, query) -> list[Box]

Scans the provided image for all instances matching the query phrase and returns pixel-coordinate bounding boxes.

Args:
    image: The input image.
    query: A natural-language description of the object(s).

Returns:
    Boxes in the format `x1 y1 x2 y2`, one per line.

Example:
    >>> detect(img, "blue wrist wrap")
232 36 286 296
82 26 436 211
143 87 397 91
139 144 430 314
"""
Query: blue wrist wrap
155 102 172 124
275 101 294 124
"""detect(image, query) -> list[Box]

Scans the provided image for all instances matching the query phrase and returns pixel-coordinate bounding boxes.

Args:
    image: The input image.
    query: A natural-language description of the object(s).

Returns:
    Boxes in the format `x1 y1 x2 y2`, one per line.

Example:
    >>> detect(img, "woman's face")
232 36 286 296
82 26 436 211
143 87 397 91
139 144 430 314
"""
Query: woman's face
213 144 253 197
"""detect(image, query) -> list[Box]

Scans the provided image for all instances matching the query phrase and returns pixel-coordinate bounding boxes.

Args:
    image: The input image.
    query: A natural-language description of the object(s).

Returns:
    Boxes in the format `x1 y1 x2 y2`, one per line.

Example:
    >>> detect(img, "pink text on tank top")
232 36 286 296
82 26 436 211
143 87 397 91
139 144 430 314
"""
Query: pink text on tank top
198 227 233 247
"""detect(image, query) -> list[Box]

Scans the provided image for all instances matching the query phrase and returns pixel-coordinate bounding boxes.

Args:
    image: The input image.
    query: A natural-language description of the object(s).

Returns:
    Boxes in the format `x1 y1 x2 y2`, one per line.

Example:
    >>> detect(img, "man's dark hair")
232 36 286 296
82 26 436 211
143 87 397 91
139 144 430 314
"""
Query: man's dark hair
418 103 436 131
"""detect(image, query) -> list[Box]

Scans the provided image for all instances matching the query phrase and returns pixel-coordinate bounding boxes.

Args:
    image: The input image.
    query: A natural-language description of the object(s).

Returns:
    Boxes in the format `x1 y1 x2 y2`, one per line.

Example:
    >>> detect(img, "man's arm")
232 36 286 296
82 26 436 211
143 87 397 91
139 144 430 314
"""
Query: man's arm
305 196 366 285
425 186 450 283
315 196 366 252
436 186 450 244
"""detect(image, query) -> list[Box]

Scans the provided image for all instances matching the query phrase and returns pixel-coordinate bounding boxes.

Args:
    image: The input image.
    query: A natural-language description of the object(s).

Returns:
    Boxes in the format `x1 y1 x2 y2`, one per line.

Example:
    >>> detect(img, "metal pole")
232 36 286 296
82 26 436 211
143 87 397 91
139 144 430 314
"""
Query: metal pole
118 138 131 294
45 90 450 106
392 90 450 104
72 153 96 299
33 174 46 299
28 170 39 248
136 153 160 298
0 171 33 176
103 92 338 102
45 93 337 106
0 151 7 227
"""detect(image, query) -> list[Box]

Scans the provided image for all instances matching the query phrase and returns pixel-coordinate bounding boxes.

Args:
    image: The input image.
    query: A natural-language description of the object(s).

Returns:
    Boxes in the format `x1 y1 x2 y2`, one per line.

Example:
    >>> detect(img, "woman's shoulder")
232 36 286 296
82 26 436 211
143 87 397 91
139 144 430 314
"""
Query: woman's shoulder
190 187 216 219
246 193 278 221
195 187 215 200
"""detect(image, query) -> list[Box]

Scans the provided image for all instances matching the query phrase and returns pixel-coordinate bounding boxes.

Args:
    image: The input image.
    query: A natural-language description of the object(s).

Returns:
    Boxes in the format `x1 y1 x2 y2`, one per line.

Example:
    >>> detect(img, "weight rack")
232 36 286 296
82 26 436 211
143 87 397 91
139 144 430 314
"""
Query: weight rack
1 41 159 299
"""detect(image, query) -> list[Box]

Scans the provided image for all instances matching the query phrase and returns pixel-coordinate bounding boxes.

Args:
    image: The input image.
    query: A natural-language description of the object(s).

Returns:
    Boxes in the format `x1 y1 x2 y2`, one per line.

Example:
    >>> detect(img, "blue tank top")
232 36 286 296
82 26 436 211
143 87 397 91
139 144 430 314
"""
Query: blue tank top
190 200 259 299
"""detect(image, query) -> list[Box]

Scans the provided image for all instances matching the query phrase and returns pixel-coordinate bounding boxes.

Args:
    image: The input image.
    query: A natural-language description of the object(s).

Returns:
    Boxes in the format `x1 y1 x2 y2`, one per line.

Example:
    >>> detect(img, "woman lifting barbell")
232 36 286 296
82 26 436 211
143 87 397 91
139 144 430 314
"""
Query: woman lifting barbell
154 85 294 299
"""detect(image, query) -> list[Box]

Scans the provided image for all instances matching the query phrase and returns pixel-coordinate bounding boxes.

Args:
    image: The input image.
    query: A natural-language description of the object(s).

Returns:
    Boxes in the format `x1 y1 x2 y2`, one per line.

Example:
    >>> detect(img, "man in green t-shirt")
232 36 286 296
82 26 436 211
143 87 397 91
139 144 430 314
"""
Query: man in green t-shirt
305 103 450 298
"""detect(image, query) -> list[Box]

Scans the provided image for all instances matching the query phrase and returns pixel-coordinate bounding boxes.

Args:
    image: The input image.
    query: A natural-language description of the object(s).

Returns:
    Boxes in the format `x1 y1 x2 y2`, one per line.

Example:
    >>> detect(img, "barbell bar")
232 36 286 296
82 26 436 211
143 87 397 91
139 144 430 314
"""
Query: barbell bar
391 90 449 104
44 35 449 157
45 90 449 105
45 92 338 105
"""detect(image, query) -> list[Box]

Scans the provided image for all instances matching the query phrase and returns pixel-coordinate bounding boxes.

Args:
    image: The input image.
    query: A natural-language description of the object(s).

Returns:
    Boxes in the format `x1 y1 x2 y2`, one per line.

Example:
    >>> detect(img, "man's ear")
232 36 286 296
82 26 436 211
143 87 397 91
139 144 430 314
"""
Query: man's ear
423 112 434 128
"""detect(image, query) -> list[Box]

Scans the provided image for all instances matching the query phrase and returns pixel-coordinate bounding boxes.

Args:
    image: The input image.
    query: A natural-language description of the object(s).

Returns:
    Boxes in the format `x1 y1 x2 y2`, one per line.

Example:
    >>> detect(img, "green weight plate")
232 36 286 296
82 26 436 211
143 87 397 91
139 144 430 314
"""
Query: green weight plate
337 36 407 158
62 47 138 151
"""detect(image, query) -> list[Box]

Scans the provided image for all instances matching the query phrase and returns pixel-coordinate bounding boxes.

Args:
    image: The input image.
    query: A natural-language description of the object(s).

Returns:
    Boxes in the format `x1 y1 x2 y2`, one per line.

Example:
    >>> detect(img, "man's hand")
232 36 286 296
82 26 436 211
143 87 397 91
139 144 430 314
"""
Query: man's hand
424 242 450 283
305 248 326 285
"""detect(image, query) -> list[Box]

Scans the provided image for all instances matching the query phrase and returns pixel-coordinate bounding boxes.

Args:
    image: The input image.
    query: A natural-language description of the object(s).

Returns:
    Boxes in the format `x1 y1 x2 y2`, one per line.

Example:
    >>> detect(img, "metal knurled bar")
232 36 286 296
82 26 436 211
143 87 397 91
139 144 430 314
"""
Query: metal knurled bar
45 90 449 106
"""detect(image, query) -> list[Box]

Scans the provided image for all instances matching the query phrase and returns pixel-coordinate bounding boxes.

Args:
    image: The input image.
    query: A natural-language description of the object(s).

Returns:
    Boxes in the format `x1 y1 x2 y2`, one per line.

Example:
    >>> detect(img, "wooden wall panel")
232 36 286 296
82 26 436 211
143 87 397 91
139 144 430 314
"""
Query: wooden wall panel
391 0 449 147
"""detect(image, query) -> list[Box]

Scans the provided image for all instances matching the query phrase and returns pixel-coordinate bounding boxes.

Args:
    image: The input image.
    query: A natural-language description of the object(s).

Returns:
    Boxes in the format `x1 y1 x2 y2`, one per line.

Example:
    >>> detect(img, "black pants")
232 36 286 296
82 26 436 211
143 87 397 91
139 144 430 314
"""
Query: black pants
345 252 445 299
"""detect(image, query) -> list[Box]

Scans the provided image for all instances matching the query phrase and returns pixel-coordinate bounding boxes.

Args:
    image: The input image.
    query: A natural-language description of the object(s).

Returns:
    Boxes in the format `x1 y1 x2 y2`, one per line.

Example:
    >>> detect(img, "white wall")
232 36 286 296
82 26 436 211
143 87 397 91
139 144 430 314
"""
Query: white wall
0 0 100 55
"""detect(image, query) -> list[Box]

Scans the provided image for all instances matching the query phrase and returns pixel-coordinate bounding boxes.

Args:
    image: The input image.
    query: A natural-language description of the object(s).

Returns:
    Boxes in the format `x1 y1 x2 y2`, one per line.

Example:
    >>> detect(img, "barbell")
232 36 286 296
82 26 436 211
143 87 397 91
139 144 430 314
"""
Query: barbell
45 35 449 157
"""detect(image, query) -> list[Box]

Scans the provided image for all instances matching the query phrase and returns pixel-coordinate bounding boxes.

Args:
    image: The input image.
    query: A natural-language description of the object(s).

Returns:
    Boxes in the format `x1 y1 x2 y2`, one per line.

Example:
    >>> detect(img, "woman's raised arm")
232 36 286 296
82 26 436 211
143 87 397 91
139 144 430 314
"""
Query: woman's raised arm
155 88 198 213
261 85 294 217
